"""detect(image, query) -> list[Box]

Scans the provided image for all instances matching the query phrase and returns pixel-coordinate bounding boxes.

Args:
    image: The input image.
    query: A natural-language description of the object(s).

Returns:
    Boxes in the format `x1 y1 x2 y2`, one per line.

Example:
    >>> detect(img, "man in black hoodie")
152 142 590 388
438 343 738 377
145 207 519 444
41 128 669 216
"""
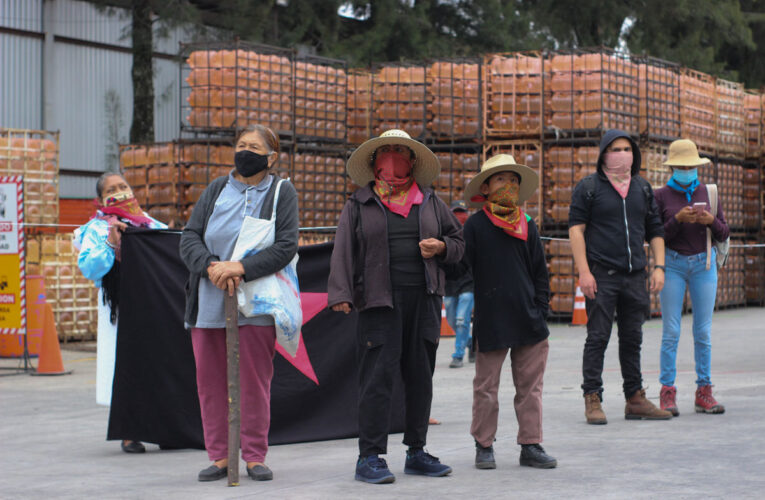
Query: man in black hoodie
568 130 672 424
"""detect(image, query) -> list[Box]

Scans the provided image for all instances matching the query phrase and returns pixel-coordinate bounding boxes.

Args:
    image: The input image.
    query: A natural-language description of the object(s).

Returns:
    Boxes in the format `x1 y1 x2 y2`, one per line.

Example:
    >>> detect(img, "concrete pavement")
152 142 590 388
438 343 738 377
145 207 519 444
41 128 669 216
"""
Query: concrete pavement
2 308 764 499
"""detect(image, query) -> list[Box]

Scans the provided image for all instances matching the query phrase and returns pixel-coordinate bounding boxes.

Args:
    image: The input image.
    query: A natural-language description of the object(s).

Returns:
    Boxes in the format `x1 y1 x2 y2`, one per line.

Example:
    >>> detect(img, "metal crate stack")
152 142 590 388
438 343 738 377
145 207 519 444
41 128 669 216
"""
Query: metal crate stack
293 54 349 230
715 78 746 159
680 69 716 156
182 42 294 137
347 70 373 145
637 57 681 141
294 55 347 141
716 159 744 230
0 128 59 231
541 143 598 229
27 234 98 342
426 60 481 140
717 240 746 309
372 63 428 140
483 52 548 138
744 239 764 305
546 49 640 136
292 148 346 229
745 91 762 159
545 239 576 316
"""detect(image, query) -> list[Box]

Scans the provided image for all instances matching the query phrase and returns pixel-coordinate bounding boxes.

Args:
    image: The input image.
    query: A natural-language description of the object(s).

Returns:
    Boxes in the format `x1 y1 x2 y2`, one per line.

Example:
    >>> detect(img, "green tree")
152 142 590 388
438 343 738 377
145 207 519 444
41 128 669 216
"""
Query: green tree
92 0 203 143
625 0 756 82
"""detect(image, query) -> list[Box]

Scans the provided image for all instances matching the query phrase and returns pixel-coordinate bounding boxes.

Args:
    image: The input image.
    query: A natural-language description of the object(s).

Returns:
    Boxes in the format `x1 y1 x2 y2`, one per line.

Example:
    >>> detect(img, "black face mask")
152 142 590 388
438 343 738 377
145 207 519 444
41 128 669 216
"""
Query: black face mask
234 150 269 177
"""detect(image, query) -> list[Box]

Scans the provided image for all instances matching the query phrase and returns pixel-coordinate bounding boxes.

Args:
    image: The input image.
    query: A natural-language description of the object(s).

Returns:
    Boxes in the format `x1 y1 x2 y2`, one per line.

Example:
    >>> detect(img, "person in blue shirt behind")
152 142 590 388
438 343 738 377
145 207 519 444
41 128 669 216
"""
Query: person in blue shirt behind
75 172 166 454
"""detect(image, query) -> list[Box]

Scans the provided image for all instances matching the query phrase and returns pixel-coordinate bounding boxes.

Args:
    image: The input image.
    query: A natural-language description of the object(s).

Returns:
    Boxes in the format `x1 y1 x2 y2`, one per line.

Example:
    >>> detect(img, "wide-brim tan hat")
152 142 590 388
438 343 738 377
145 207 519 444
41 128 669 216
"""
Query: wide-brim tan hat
464 154 539 208
663 139 712 167
346 129 440 187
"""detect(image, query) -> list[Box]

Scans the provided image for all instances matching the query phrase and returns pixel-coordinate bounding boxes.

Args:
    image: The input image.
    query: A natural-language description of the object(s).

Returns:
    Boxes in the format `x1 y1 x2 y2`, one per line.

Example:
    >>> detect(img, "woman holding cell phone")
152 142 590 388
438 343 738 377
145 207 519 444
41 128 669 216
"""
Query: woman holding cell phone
653 139 729 417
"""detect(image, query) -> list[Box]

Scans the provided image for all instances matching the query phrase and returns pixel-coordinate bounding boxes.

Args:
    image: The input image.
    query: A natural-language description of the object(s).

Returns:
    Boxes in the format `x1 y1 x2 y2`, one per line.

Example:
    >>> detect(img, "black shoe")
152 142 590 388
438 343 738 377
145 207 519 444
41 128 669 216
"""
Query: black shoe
404 449 452 477
355 455 395 484
120 441 146 454
475 442 496 469
247 464 273 481
468 348 476 363
198 464 227 482
519 444 557 469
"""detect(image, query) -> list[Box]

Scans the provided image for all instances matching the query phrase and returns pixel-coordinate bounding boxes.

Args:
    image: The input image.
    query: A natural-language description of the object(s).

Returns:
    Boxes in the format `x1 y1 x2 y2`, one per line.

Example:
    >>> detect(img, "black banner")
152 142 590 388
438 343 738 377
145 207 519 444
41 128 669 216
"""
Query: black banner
108 229 403 447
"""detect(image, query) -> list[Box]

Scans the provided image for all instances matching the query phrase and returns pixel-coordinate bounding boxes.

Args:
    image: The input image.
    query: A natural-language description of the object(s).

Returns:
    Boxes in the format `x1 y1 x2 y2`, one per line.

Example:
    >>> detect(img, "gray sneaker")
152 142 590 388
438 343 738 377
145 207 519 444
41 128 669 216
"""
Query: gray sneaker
475 443 496 469
449 358 463 368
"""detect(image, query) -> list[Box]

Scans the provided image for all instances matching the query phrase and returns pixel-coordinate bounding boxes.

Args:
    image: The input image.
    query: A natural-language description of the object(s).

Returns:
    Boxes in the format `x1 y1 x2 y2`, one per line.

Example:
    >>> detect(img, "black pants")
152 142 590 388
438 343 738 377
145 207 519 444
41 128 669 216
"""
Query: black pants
582 264 650 399
357 289 440 456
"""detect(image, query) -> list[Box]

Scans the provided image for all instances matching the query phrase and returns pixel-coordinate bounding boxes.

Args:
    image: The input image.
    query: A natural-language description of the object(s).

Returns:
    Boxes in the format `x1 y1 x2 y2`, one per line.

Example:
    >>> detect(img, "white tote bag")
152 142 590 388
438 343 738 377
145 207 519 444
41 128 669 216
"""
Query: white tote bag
230 179 302 357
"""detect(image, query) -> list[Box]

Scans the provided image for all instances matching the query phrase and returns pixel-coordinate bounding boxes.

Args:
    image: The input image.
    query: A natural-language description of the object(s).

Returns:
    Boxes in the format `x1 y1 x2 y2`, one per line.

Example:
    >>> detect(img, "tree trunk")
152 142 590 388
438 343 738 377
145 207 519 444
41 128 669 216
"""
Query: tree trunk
130 0 155 144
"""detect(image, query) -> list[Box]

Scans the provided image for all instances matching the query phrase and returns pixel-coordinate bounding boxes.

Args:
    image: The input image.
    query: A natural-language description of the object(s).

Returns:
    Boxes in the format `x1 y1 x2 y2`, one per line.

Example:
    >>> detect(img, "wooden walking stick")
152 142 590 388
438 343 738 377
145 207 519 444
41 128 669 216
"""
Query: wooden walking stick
224 292 240 486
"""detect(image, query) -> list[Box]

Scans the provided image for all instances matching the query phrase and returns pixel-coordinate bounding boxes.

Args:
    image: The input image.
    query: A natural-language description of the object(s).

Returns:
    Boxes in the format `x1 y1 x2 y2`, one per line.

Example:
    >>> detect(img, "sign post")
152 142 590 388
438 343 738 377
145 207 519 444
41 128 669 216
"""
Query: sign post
0 176 29 372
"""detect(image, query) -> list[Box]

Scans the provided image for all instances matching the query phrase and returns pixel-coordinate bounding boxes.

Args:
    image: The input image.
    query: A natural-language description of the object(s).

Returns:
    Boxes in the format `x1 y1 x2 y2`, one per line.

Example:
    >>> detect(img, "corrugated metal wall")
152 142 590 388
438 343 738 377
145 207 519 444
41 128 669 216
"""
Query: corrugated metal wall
0 0 43 130
0 0 197 198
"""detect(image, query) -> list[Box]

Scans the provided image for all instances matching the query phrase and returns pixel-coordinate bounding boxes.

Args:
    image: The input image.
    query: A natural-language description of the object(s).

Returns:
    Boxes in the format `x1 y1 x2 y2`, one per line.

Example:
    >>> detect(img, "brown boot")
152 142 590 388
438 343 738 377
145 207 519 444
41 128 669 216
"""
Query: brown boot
584 392 607 425
625 389 672 420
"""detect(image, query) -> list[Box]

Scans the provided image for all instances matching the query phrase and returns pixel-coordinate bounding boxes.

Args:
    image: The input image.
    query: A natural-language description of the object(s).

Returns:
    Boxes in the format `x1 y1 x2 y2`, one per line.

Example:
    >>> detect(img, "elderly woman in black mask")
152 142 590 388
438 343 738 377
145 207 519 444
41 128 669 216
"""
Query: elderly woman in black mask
180 124 299 482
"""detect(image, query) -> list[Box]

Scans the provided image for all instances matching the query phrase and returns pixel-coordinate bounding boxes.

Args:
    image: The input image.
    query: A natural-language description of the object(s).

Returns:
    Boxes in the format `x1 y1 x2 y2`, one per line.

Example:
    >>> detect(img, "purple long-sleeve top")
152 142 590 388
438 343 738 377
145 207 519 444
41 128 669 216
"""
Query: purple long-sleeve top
654 184 730 256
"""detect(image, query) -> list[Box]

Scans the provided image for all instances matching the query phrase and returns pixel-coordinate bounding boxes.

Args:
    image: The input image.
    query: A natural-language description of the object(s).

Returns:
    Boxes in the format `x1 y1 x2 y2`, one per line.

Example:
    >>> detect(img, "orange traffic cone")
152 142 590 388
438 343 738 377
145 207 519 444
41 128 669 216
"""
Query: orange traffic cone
32 303 71 376
440 303 455 337
571 280 588 326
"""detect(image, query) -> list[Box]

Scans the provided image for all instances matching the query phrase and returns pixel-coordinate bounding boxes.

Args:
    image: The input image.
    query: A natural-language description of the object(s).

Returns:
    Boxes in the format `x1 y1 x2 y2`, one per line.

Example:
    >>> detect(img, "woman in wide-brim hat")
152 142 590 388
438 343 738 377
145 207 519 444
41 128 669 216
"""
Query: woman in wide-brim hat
328 129 464 484
462 153 558 470
654 139 729 417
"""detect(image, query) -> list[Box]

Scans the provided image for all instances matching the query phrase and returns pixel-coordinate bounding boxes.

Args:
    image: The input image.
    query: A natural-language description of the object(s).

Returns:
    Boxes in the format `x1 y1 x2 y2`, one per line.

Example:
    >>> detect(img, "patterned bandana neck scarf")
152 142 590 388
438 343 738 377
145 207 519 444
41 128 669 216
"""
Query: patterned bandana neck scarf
373 151 423 217
95 190 154 228
667 175 700 203
603 151 633 199
482 183 528 241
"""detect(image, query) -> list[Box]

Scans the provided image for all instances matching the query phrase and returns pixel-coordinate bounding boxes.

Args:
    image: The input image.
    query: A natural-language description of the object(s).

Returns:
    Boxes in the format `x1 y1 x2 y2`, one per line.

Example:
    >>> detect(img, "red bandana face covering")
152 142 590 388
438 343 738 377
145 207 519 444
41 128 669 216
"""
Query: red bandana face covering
96 190 154 228
482 183 528 241
373 151 423 217
603 151 633 199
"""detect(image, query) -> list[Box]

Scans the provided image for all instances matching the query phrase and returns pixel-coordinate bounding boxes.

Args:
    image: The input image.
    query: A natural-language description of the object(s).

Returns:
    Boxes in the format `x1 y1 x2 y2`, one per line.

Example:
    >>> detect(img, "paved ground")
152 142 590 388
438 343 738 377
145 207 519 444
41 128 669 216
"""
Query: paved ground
2 308 765 499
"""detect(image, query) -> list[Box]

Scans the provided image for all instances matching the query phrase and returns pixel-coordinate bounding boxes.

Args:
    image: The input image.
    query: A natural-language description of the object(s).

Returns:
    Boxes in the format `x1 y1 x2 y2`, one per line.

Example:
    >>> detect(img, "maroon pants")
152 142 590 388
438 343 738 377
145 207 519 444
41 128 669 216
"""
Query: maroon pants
471 339 549 447
191 325 276 463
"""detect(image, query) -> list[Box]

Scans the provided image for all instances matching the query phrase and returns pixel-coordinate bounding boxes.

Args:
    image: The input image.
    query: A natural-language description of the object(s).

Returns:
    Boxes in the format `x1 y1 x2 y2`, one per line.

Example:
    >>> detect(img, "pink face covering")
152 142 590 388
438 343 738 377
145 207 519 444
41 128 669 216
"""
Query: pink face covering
603 151 633 199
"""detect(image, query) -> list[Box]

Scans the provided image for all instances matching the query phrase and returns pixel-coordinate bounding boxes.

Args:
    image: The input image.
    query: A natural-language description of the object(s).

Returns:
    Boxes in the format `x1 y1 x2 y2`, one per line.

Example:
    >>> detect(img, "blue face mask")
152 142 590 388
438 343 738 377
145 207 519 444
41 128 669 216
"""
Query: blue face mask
672 168 698 185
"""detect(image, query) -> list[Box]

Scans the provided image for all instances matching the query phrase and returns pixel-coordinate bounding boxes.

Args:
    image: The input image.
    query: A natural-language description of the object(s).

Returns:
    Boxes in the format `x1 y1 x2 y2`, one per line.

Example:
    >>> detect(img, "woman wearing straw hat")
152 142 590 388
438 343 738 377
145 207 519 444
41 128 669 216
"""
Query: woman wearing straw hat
654 139 729 416
462 154 557 470
328 129 464 484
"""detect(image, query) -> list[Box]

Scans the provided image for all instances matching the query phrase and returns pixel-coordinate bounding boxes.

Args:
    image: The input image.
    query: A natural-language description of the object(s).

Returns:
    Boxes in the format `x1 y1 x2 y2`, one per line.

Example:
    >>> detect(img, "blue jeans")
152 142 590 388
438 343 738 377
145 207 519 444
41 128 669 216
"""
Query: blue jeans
444 292 474 360
659 248 717 387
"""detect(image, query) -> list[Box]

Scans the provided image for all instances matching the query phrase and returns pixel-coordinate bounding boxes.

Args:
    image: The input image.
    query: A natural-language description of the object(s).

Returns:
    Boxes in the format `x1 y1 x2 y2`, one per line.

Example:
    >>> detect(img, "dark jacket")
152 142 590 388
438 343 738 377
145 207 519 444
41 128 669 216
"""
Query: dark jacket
179 174 299 327
328 183 465 312
568 130 664 273
465 211 550 351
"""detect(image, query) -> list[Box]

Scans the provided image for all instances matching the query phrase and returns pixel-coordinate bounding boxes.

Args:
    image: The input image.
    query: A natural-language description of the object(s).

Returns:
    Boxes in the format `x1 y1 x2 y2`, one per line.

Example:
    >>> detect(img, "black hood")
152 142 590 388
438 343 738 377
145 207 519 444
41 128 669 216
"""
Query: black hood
597 129 641 177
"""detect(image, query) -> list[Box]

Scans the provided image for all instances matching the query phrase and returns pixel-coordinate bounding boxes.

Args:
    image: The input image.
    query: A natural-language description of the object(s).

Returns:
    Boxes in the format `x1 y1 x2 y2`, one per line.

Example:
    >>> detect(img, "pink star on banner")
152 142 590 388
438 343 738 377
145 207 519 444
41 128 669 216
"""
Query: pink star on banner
274 292 327 385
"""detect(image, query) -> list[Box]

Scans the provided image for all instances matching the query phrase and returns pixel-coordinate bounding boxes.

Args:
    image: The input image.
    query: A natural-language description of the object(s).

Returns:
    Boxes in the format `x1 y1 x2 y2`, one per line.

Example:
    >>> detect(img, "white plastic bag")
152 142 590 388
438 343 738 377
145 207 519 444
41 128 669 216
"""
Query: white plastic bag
231 179 302 357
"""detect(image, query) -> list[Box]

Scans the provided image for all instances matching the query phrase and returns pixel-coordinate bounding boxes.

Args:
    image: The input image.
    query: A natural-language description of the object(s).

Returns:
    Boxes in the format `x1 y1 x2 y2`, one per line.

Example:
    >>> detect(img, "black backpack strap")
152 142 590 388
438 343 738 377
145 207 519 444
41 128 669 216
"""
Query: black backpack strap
581 174 597 213
633 176 653 206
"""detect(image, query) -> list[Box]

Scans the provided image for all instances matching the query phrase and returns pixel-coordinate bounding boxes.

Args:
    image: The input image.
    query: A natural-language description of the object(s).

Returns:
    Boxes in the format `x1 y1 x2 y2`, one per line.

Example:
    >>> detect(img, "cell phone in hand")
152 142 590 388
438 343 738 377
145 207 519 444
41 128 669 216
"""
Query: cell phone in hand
693 202 707 212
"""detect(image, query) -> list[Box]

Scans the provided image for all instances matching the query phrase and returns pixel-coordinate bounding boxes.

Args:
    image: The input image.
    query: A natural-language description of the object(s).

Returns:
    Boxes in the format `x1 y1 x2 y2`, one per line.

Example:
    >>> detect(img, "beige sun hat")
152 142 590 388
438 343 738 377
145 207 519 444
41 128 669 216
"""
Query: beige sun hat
464 154 539 208
663 139 712 167
346 129 440 187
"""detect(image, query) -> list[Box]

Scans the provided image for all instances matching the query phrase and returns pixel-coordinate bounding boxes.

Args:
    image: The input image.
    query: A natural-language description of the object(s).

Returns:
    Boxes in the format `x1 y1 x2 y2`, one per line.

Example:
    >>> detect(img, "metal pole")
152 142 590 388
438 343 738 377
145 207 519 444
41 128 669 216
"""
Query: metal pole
224 293 240 487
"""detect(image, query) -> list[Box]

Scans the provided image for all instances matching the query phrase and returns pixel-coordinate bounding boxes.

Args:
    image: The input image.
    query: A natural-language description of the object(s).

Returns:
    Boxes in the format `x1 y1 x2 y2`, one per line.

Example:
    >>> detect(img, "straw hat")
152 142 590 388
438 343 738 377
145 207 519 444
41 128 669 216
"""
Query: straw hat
346 129 440 187
663 139 711 167
464 154 539 208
